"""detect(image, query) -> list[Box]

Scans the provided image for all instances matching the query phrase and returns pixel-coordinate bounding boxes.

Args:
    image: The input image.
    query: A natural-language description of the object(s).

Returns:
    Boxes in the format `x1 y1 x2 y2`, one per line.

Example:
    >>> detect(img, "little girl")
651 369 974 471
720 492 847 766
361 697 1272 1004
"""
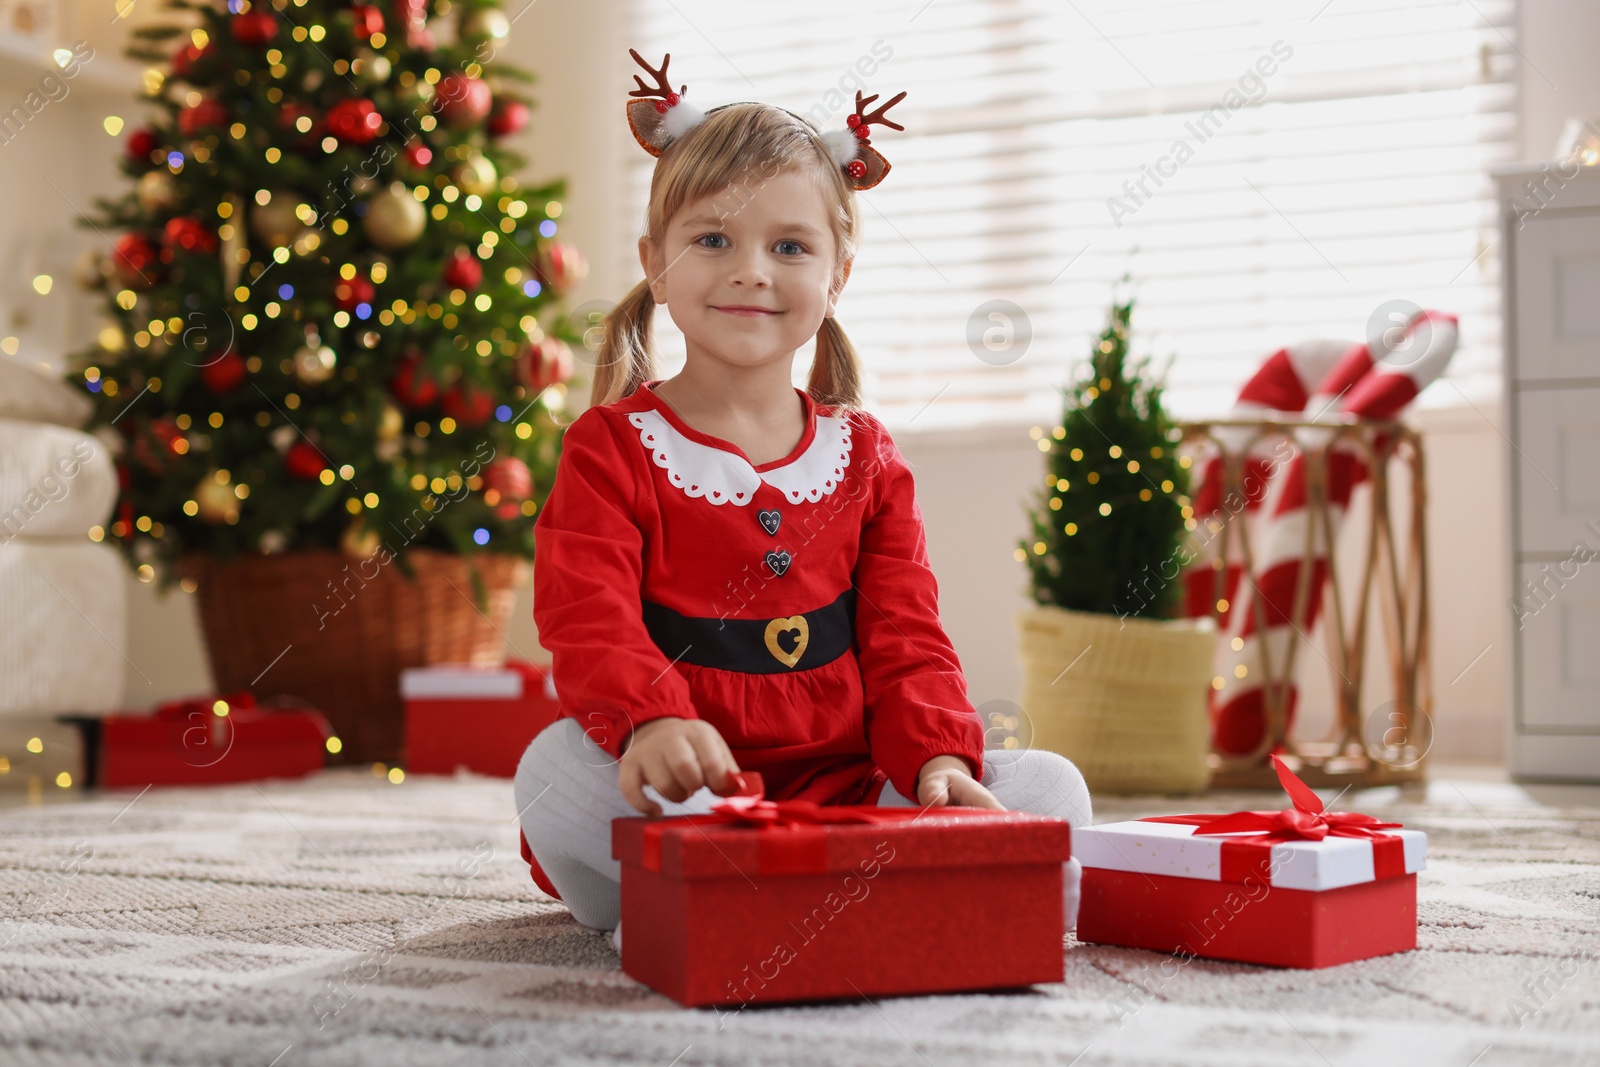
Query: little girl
514 51 1092 949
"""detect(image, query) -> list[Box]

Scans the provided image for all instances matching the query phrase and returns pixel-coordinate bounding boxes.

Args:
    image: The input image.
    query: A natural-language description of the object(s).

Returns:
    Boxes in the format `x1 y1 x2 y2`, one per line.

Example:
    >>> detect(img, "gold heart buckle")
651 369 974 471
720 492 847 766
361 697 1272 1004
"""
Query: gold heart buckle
763 615 809 669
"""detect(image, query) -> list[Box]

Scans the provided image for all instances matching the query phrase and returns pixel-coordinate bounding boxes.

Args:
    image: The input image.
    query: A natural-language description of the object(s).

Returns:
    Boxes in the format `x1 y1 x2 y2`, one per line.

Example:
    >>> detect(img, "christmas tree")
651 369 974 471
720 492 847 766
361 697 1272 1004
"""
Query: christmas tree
68 0 586 593
1017 295 1194 620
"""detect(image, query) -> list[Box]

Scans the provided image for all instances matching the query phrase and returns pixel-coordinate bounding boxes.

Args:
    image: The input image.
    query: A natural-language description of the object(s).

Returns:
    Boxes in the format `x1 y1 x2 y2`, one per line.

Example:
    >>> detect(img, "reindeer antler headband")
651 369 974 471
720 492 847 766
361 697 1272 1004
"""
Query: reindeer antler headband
625 49 907 191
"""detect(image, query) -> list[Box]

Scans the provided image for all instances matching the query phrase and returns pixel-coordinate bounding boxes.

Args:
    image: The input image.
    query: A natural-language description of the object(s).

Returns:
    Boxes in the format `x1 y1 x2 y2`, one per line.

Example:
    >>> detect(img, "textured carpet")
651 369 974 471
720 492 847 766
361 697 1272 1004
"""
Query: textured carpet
1 768 1596 1067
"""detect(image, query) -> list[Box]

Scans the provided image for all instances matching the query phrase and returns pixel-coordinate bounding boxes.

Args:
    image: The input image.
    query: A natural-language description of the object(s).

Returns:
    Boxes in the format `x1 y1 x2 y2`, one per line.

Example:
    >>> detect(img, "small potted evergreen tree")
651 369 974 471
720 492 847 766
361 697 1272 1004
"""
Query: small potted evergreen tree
1014 295 1215 793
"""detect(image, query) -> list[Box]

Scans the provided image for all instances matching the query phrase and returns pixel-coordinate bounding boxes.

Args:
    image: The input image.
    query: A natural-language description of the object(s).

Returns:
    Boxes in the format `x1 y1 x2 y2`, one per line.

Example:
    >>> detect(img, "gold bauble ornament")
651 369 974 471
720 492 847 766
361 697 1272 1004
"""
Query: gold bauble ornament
341 519 382 559
251 191 309 247
195 474 239 524
452 153 498 197
458 7 510 43
378 403 403 440
356 49 391 84
293 343 337 384
362 184 426 250
136 170 178 213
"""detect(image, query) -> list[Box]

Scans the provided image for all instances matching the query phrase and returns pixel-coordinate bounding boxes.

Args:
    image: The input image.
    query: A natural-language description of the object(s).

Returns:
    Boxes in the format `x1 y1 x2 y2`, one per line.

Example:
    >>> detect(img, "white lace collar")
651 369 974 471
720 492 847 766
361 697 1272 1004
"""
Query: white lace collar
624 406 853 506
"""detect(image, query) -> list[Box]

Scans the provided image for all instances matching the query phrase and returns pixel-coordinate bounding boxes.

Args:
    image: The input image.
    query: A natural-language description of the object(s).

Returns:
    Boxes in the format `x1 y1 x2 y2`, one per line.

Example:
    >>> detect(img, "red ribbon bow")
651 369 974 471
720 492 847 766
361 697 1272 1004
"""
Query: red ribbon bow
637 772 915 875
703 772 900 829
152 690 258 720
1144 755 1404 843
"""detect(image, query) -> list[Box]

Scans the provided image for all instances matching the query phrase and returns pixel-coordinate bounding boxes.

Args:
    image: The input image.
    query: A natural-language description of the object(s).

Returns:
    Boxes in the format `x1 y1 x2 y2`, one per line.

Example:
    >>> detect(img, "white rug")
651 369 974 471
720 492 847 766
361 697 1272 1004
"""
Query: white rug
1 768 1596 1066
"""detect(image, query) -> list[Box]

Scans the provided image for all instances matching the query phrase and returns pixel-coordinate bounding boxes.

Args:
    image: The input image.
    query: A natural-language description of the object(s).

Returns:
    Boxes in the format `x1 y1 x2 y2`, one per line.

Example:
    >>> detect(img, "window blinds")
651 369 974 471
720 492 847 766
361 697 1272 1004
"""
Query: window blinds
623 0 1517 431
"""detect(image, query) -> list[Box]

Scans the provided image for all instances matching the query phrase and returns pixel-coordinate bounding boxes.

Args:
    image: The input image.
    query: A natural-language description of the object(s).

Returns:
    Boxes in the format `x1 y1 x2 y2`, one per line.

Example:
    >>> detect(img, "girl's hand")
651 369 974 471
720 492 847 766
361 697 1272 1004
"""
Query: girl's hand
617 717 741 816
916 755 1006 810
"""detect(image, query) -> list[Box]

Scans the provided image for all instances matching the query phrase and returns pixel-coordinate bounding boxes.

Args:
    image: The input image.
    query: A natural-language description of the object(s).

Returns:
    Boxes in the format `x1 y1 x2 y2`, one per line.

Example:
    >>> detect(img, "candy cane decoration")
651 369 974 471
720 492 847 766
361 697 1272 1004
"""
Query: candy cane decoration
1210 311 1459 757
1182 340 1355 623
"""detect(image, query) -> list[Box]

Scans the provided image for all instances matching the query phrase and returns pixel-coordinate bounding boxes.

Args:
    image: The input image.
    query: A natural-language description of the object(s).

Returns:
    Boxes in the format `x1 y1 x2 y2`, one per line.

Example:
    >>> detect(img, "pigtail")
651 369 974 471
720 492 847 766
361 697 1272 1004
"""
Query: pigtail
808 315 864 412
590 279 658 407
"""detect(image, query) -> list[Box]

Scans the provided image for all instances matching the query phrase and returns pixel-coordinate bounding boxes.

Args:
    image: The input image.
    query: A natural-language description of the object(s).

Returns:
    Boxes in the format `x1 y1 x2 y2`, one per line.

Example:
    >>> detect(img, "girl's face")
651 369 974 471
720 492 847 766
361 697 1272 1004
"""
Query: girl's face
639 167 851 374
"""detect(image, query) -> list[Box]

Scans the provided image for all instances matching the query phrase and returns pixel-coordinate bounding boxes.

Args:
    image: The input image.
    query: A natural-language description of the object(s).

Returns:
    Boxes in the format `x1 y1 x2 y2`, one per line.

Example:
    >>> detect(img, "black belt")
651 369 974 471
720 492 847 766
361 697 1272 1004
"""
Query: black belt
641 587 856 674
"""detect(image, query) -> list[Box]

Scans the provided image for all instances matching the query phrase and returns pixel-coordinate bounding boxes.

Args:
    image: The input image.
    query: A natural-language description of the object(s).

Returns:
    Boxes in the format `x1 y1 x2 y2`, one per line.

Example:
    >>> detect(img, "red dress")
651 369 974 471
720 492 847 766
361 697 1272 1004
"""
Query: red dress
531 379 985 807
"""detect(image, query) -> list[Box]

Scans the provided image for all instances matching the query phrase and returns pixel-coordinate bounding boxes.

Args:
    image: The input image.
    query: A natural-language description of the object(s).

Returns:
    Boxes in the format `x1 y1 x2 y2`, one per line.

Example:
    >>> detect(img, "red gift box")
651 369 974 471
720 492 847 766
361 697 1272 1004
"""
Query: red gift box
67 692 332 788
1075 757 1427 969
612 772 1073 1008
401 659 560 777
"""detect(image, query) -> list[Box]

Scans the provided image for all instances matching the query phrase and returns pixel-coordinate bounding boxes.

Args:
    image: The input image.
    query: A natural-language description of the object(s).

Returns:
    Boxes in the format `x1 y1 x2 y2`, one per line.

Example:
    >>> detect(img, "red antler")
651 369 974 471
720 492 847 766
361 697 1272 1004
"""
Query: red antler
628 49 684 102
849 90 907 143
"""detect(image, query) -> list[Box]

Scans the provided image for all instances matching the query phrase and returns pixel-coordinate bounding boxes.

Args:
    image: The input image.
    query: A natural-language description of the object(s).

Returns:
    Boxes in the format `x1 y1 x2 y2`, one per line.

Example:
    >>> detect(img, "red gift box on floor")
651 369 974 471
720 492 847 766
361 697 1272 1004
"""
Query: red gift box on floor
612 772 1073 1008
66 692 332 788
400 659 559 777
1075 756 1427 969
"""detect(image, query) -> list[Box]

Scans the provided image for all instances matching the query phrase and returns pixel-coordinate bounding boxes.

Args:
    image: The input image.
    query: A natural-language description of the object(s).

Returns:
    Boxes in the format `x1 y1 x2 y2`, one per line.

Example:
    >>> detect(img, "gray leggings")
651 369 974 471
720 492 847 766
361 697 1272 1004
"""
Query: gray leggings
514 716 1093 932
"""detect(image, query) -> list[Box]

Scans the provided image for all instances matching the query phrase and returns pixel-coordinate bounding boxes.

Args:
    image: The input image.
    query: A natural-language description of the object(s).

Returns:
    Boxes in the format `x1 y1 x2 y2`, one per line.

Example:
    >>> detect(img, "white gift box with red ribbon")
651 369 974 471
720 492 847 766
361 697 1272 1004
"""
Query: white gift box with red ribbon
1075 756 1429 968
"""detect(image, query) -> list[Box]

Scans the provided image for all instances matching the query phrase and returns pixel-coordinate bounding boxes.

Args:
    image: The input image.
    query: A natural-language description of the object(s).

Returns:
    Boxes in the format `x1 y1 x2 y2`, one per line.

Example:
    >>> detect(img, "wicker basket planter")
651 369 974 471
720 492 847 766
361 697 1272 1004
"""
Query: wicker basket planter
1016 604 1215 794
181 549 530 765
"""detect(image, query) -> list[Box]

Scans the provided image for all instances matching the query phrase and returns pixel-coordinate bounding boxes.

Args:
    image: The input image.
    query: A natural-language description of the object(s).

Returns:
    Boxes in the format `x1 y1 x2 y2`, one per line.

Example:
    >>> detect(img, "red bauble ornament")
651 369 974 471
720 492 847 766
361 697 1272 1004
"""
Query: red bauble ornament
441 381 494 427
326 98 382 145
350 4 385 38
390 353 440 409
520 337 575 393
178 98 229 137
125 126 158 164
537 241 587 296
846 160 866 179
436 74 493 129
334 273 376 312
394 0 433 47
200 350 247 395
284 441 329 481
488 98 530 138
442 249 483 290
403 139 433 169
232 9 279 46
482 457 532 500
113 233 161 289
162 216 219 255
172 41 214 79
133 419 186 473
482 457 532 519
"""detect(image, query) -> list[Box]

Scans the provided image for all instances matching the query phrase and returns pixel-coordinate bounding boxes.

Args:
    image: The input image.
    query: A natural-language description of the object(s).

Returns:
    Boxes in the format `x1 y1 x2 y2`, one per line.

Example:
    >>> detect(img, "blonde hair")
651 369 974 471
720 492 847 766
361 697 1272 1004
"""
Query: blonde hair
591 102 864 413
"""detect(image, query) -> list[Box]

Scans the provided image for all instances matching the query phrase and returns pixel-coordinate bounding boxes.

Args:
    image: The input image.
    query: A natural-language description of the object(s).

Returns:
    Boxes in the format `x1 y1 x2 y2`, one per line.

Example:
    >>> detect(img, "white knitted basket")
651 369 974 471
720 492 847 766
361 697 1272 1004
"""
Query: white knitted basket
0 419 118 540
0 358 92 428
0 539 127 718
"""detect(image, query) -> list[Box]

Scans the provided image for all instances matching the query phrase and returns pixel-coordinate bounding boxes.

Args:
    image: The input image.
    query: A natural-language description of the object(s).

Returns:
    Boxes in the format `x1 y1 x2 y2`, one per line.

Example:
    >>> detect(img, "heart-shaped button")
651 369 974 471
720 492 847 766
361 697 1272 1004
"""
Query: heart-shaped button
757 509 781 536
764 549 791 577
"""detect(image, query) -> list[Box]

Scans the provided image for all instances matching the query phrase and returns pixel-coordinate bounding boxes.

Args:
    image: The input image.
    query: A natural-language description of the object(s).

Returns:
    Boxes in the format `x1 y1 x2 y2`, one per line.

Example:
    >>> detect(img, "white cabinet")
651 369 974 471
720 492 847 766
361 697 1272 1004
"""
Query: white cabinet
1497 164 1600 781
